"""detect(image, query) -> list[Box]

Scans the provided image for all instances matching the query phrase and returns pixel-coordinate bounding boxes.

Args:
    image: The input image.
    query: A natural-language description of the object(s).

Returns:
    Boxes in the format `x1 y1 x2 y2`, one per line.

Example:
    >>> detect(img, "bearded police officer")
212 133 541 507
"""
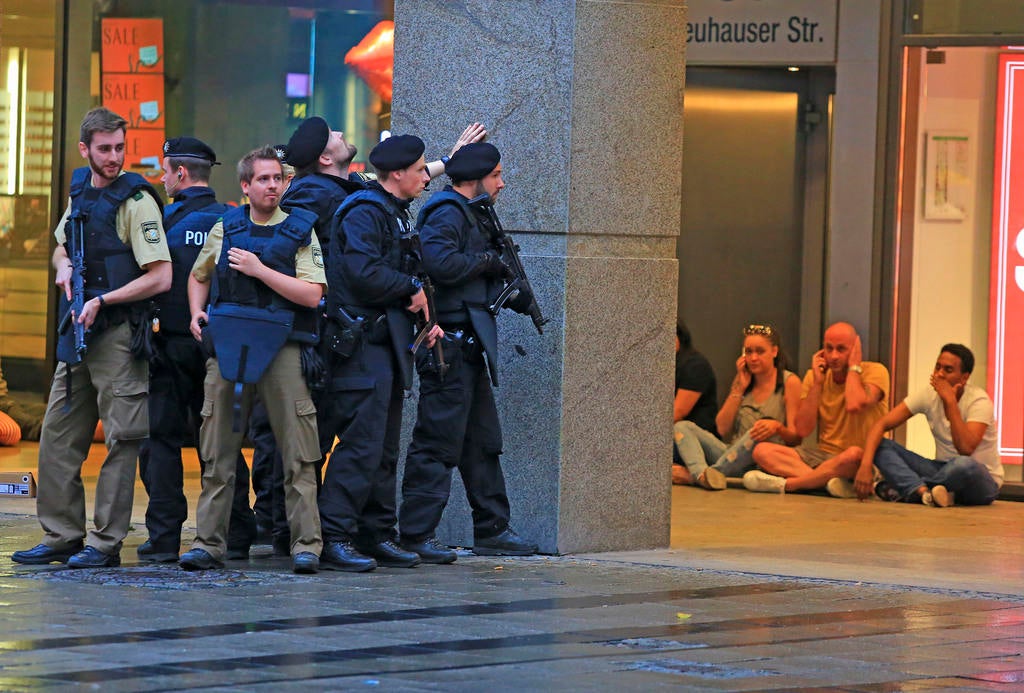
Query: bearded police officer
13 107 172 568
179 145 324 574
135 137 256 563
399 142 538 562
317 134 443 572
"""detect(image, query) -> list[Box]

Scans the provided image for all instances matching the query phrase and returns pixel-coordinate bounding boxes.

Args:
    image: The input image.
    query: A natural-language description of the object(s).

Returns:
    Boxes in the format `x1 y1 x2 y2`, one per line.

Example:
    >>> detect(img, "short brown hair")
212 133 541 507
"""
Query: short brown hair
80 107 127 146
237 145 282 183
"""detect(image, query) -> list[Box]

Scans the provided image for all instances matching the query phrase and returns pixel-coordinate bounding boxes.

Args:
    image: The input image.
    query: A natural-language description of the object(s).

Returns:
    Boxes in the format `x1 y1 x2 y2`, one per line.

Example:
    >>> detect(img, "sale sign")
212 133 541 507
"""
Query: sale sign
989 53 1024 468
101 18 164 184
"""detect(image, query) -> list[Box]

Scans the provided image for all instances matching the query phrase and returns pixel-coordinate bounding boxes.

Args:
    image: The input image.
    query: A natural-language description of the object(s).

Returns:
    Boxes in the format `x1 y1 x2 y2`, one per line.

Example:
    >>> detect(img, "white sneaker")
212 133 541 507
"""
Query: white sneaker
743 470 786 494
927 485 954 507
825 477 857 499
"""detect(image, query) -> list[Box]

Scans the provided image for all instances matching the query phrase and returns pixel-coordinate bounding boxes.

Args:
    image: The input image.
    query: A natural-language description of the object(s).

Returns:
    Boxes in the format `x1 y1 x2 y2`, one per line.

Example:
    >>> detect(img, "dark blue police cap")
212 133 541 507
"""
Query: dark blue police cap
163 136 219 164
285 116 330 168
445 142 500 181
368 134 425 171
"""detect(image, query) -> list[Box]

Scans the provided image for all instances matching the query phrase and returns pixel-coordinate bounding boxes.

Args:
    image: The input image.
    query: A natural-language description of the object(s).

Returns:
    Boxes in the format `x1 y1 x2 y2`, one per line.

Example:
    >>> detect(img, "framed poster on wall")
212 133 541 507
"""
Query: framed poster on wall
924 130 970 221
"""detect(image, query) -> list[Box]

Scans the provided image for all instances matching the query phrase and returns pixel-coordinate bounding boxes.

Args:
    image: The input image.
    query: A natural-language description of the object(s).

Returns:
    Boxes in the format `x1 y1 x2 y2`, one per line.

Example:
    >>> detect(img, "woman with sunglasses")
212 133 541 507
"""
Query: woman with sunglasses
673 324 802 489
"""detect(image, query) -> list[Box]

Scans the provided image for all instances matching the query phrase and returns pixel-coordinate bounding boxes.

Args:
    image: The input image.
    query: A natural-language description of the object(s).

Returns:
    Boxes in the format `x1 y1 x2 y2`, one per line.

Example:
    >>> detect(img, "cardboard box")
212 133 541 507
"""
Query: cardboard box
0 471 37 498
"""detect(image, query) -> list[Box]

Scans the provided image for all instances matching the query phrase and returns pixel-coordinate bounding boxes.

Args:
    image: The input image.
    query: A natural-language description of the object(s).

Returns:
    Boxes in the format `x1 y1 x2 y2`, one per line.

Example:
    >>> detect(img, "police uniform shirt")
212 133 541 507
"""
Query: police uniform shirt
53 172 170 267
191 206 327 286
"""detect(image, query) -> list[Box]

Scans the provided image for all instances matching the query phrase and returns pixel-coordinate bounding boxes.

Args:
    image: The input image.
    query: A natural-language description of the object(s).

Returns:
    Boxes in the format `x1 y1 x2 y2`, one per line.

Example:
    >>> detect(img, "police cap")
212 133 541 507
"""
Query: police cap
285 116 330 168
163 136 219 164
445 142 500 181
368 134 425 171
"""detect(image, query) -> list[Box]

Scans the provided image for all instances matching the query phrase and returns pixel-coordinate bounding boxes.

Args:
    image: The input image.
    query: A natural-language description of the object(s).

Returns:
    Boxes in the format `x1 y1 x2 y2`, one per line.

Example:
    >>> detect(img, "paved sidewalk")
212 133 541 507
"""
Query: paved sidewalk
1 443 1022 690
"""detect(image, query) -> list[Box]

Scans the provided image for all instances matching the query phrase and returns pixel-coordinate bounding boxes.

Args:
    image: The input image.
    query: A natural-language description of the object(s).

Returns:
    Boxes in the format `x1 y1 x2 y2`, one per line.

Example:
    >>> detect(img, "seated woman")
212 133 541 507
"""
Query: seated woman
673 324 801 489
671 323 718 485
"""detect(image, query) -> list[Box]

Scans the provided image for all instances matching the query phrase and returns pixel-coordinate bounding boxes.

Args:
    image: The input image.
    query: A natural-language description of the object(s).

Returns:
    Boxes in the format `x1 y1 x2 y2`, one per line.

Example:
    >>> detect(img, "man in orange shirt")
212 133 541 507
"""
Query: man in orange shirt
743 322 889 496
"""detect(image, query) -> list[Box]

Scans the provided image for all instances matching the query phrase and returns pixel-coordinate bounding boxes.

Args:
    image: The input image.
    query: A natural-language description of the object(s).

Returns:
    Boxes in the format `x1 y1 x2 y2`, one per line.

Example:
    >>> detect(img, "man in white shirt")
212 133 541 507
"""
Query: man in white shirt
855 343 1002 506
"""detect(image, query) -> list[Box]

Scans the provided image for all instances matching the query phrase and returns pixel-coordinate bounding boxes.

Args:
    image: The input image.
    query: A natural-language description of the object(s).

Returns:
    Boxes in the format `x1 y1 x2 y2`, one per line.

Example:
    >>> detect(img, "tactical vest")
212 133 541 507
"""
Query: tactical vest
212 204 319 343
57 168 162 361
280 171 362 252
327 186 408 314
158 188 226 334
417 189 503 320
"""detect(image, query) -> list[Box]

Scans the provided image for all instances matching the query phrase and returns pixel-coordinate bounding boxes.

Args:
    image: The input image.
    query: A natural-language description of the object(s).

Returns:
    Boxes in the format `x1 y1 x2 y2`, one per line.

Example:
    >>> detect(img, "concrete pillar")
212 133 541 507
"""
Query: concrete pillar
392 0 685 553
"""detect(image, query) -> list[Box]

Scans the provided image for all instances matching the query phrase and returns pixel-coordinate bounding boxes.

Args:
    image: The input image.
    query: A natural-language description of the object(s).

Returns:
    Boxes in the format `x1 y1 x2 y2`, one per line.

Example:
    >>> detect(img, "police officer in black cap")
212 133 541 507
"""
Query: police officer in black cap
317 134 444 572
398 142 538 561
136 136 257 563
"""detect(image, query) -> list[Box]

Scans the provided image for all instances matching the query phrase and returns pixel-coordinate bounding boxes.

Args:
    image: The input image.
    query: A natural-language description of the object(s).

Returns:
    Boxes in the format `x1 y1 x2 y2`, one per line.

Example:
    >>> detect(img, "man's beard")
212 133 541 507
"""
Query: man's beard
340 143 358 166
88 152 122 181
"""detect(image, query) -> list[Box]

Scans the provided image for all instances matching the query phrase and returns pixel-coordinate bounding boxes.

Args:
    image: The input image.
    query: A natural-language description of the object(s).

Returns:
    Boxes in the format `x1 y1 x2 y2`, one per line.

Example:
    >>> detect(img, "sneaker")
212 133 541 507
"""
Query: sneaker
873 480 901 502
697 467 727 491
825 477 857 499
742 470 786 494
179 548 224 571
927 485 954 507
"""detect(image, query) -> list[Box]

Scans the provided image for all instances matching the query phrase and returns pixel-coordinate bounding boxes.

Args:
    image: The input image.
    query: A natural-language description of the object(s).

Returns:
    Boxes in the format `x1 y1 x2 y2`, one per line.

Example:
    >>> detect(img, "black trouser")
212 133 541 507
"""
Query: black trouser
317 338 402 545
138 333 256 552
399 332 510 543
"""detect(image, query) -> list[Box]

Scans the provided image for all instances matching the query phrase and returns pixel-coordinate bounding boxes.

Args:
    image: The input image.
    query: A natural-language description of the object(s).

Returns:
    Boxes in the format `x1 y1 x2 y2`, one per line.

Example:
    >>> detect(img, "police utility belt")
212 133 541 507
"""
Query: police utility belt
324 305 390 359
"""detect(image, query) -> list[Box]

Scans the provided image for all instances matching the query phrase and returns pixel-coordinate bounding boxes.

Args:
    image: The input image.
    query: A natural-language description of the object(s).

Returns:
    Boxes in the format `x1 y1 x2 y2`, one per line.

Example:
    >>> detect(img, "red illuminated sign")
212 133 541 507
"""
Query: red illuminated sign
989 53 1024 467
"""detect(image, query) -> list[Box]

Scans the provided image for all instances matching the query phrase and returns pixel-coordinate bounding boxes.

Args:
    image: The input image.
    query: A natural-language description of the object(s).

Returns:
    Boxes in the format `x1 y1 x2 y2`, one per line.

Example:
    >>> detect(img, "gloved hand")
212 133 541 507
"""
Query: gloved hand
507 285 534 314
478 251 512 279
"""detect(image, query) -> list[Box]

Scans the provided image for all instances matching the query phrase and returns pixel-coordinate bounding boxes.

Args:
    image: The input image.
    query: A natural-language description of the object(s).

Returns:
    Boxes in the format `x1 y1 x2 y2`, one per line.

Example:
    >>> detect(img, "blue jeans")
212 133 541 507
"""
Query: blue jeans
873 438 1000 505
673 420 757 479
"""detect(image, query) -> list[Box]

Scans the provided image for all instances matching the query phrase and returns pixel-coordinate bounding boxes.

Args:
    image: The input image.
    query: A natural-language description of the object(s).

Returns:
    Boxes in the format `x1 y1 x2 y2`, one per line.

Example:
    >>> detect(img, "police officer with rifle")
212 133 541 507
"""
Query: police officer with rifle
398 142 539 562
317 134 443 572
13 107 172 568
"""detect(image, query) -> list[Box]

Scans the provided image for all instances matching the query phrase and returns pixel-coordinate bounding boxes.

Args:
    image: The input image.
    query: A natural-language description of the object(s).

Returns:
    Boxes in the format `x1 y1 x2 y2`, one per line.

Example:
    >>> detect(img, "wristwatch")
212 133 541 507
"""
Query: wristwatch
849 364 863 375
440 155 450 169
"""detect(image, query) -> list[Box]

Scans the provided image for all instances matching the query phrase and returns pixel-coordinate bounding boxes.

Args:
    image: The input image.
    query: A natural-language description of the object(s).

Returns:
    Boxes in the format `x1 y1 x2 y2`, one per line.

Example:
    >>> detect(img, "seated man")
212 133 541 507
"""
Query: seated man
671 322 718 485
743 321 889 495
854 343 1002 506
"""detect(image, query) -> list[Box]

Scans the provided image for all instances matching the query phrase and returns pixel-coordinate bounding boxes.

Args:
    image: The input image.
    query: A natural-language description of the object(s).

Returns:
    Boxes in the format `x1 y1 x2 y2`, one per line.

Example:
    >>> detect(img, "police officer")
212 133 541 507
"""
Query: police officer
13 107 172 568
179 145 324 574
399 142 538 561
136 136 256 563
317 134 443 572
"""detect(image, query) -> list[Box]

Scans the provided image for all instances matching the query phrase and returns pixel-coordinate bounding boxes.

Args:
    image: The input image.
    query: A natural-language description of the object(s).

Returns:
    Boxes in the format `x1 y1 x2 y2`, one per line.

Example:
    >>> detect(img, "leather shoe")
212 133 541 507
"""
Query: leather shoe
179 548 224 571
320 541 377 572
67 546 121 569
137 540 179 563
473 527 538 556
401 537 457 565
292 552 319 574
12 542 83 565
360 539 421 568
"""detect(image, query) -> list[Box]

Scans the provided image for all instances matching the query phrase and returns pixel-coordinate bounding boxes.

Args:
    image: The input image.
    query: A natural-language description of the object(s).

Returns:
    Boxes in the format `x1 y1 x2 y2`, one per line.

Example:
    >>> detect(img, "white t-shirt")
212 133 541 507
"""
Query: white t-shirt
903 383 1003 486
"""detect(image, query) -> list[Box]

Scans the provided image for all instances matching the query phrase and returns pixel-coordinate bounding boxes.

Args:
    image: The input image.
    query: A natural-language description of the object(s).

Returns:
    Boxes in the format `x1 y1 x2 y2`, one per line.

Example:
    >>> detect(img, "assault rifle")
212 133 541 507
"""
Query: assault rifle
468 194 548 335
57 210 89 361
399 231 449 379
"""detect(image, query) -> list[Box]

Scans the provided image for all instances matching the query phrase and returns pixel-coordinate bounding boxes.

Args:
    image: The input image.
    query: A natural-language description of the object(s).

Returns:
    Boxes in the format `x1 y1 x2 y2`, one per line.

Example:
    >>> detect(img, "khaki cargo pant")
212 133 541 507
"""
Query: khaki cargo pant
192 344 322 559
36 322 149 554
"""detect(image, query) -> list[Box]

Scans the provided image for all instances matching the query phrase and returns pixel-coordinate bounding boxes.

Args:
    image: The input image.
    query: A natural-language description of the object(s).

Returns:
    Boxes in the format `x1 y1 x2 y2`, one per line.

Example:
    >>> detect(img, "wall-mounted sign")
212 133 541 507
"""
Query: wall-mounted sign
101 18 164 183
924 131 970 221
989 53 1024 468
686 0 837 66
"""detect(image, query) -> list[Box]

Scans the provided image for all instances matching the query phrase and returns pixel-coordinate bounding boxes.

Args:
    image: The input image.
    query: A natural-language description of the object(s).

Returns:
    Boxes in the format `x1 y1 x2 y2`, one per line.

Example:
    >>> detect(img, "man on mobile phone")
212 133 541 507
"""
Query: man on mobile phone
742 322 889 497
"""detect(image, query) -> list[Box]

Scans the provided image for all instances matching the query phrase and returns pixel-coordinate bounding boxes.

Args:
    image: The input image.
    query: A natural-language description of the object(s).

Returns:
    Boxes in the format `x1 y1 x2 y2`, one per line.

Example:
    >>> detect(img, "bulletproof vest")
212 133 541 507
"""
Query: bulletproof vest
67 167 162 298
327 185 408 313
158 187 226 334
280 171 363 254
417 189 503 320
212 204 319 342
